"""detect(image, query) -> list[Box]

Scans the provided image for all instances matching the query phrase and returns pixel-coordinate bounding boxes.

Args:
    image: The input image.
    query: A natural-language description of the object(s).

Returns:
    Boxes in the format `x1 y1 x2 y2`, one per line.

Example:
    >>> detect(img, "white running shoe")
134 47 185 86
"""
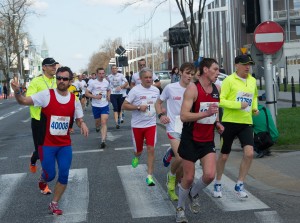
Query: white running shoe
213 184 222 198
176 207 188 223
235 183 248 198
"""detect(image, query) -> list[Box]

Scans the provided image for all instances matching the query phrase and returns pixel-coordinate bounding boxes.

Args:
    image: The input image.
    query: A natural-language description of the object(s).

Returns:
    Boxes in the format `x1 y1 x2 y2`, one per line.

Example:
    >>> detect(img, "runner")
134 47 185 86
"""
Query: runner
175 58 224 222
214 54 258 199
130 58 161 89
107 65 128 129
122 67 160 186
85 67 111 148
11 66 89 215
155 62 195 201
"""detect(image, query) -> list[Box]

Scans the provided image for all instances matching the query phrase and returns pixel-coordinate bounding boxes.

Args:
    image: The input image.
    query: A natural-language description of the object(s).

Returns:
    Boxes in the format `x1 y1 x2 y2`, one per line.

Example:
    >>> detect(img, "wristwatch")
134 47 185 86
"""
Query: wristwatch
158 113 165 119
137 106 141 111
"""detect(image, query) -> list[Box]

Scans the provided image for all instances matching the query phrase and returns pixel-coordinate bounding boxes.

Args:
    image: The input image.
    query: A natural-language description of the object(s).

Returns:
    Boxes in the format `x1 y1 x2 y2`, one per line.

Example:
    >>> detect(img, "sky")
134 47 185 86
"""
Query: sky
26 0 183 73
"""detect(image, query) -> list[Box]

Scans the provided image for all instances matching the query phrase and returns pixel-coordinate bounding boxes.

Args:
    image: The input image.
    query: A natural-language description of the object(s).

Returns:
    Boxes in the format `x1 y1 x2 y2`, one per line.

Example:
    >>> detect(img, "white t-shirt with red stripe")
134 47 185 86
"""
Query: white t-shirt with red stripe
126 84 160 128
160 82 187 133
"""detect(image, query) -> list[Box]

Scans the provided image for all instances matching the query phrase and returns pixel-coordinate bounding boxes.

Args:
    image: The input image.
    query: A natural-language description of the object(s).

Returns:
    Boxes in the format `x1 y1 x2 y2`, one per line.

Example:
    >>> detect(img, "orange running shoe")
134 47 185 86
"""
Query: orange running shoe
29 163 37 173
39 178 52 195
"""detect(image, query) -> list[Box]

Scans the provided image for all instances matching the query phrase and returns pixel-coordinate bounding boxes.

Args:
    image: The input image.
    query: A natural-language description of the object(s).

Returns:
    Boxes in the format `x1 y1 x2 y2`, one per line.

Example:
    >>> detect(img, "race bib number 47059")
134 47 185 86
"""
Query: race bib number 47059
50 115 70 135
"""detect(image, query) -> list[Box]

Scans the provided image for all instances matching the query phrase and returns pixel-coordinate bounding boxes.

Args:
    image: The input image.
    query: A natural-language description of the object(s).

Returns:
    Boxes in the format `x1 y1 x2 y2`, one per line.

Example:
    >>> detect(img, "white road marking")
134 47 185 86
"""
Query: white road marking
106 132 122 141
52 168 89 223
22 117 31 123
0 157 8 160
0 173 27 217
194 161 269 211
0 107 27 121
255 211 282 223
73 149 103 154
117 164 175 218
161 144 170 147
115 147 134 150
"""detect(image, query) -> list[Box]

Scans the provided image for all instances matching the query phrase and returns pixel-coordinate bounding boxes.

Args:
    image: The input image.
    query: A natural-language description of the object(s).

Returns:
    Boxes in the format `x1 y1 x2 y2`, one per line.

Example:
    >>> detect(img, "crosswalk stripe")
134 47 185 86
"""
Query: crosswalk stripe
117 164 175 218
254 211 282 223
52 168 89 223
194 161 269 211
0 173 27 217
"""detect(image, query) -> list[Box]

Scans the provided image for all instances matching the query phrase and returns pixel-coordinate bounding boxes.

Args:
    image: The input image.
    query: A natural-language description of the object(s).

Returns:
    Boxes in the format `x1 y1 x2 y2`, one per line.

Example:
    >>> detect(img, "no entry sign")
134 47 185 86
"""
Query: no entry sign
254 21 284 55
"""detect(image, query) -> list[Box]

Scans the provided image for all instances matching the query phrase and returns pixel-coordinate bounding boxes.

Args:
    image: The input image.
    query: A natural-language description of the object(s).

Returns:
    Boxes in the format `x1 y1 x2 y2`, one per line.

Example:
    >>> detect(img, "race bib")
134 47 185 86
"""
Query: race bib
50 116 70 135
141 99 156 117
112 79 120 94
197 102 218 124
100 91 107 102
236 92 253 112
174 115 183 134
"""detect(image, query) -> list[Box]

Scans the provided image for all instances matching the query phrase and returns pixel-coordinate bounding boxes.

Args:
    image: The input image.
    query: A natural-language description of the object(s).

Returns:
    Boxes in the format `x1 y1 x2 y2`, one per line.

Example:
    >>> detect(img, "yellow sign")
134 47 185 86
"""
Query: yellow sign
240 48 248 54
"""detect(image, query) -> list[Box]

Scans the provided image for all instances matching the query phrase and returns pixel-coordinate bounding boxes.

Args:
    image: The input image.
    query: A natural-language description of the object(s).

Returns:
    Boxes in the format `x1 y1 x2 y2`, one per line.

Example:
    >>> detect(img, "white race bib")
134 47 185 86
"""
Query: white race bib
236 92 253 112
197 102 218 124
50 115 70 135
141 99 156 117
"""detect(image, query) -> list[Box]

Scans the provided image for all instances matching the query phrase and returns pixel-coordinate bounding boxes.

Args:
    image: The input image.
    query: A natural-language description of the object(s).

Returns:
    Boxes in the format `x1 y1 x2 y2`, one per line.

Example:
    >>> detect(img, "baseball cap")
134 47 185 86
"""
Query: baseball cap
234 55 255 65
42 58 59 66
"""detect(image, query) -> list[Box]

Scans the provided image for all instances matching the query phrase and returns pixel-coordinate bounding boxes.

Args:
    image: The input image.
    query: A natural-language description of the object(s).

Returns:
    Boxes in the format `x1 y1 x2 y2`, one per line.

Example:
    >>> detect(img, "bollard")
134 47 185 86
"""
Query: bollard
277 76 280 91
283 77 287 92
291 77 296 107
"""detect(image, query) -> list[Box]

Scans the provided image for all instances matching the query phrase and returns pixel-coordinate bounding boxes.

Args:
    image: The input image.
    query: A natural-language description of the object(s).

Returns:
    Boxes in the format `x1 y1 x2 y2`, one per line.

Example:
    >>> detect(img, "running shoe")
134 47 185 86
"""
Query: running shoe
166 172 176 191
146 175 155 186
188 193 201 214
120 118 124 124
29 163 37 173
168 189 178 201
39 178 52 195
48 202 63 215
96 127 100 132
116 124 120 129
162 147 174 167
234 183 248 198
213 184 222 198
176 207 188 223
100 142 106 149
131 157 139 168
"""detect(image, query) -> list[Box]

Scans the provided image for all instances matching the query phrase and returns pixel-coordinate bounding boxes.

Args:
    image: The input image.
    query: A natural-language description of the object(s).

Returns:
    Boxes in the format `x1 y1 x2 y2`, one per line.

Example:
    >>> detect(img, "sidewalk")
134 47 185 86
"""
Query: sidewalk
259 90 300 104
214 135 300 197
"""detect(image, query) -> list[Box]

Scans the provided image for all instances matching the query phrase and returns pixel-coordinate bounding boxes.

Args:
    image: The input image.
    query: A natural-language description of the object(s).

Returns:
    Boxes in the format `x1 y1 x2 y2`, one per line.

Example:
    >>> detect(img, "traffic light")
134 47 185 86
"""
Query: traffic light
169 27 190 49
245 0 261 33
116 56 128 67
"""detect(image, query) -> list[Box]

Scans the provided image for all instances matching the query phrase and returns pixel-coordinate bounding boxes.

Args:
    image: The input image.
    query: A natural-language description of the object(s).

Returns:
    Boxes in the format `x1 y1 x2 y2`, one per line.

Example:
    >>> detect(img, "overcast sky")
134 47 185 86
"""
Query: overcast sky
26 0 183 73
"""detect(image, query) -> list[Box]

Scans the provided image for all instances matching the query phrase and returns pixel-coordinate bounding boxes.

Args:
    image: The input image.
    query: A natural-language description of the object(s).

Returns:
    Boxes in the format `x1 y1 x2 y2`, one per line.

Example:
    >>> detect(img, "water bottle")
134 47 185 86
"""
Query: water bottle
163 147 174 167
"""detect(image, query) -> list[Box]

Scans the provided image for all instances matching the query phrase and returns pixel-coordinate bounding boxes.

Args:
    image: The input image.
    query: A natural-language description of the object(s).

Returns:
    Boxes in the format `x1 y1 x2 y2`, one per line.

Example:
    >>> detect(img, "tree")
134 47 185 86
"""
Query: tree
87 38 122 73
0 0 33 83
122 0 207 62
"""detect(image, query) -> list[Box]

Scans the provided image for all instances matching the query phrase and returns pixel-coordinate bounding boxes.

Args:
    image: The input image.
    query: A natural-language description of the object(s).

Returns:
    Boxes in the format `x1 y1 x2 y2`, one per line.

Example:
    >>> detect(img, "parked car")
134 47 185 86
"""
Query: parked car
154 70 171 89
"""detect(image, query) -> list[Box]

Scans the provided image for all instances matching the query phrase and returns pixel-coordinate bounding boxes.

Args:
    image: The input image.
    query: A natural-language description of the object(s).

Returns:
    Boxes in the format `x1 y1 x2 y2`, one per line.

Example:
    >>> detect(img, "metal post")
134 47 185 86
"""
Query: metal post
291 77 296 107
299 70 300 93
259 0 276 124
286 56 289 84
277 76 280 91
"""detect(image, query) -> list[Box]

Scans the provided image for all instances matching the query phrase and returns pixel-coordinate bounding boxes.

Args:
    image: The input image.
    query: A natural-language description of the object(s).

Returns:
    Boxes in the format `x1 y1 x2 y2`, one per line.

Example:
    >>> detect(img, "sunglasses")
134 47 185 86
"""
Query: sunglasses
56 76 70 81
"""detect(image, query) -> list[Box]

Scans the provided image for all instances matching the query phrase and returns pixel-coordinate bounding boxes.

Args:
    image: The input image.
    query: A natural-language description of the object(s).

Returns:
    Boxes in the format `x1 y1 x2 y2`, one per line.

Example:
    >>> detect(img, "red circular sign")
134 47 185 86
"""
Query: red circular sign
254 21 284 55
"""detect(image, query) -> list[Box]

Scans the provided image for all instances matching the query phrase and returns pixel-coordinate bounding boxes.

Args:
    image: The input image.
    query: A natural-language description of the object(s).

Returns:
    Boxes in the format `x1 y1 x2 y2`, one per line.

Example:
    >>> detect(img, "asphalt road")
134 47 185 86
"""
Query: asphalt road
0 99 299 223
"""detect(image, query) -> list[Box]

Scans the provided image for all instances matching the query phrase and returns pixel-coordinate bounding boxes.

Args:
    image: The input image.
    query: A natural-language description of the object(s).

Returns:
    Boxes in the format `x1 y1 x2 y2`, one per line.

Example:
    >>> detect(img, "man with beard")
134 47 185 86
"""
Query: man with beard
11 66 89 215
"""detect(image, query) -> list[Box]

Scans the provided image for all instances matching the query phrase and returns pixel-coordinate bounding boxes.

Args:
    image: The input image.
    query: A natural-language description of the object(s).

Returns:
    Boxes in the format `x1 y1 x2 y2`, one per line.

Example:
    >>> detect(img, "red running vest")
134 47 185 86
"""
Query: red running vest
40 89 75 146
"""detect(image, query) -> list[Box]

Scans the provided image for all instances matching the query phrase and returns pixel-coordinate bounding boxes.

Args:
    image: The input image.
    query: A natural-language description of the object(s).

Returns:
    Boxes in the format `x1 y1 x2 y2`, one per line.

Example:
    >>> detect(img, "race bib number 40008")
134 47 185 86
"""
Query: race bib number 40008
50 115 70 135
